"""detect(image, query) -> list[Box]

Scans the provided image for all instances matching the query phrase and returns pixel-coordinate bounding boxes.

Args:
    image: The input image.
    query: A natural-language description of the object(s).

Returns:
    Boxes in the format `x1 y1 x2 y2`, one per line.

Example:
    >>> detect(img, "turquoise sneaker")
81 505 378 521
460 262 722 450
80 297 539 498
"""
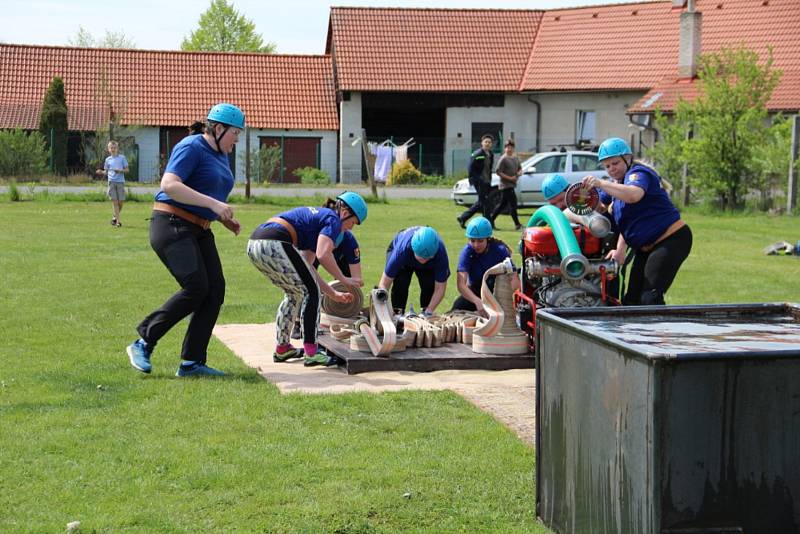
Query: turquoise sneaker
126 338 152 374
273 346 304 363
303 350 338 368
176 362 225 377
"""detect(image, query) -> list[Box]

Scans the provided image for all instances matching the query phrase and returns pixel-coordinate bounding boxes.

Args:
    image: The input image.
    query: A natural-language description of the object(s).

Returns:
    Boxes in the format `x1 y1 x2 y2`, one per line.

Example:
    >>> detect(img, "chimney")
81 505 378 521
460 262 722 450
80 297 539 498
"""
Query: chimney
678 0 702 78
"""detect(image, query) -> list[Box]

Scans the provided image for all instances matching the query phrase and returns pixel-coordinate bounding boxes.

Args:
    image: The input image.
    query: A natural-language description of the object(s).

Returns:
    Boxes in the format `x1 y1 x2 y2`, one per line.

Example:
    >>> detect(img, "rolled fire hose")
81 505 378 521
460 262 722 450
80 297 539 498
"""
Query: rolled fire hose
355 289 397 357
320 281 364 329
472 259 529 355
526 205 589 281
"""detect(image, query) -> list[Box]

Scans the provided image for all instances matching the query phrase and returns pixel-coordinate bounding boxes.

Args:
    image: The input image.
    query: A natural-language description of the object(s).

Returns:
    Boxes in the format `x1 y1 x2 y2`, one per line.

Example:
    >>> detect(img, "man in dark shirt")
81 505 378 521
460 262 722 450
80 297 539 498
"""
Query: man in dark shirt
457 134 495 228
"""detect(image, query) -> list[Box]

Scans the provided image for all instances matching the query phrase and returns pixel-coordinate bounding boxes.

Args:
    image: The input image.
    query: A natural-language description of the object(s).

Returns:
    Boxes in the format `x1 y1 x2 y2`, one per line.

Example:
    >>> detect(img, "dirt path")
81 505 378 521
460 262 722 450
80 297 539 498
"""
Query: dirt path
214 323 535 446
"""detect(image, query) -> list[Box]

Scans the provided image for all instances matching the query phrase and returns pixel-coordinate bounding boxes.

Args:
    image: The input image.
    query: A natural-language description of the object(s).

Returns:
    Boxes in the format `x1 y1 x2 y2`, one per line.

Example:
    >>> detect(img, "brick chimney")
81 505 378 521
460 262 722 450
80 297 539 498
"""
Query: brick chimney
678 0 702 78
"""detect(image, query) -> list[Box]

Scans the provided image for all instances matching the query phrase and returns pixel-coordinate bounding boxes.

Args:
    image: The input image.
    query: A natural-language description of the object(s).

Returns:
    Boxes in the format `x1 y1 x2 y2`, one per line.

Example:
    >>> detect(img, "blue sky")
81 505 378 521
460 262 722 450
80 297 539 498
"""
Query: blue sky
3 0 633 54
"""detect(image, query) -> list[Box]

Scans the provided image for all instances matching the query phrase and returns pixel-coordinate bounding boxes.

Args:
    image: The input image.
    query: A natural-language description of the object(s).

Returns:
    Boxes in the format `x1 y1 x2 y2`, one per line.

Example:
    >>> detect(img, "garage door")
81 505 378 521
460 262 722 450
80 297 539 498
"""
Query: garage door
261 136 321 183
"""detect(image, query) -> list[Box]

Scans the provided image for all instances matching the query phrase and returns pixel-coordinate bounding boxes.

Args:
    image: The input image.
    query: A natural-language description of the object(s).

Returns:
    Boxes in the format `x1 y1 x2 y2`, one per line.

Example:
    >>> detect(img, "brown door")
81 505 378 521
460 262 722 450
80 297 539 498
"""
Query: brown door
260 136 321 183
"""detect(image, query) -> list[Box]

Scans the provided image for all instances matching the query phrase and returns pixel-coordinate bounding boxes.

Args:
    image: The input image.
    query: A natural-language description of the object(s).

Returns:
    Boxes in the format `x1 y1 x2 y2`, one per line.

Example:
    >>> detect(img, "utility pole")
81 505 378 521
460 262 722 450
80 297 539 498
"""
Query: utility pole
245 127 251 200
787 115 799 212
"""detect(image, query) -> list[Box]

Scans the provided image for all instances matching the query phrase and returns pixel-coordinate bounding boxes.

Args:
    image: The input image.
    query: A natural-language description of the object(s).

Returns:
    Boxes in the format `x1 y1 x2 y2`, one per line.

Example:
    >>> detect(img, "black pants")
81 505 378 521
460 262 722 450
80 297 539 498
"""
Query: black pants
490 187 521 226
459 177 491 222
624 225 692 305
137 212 225 363
392 266 435 313
450 280 494 312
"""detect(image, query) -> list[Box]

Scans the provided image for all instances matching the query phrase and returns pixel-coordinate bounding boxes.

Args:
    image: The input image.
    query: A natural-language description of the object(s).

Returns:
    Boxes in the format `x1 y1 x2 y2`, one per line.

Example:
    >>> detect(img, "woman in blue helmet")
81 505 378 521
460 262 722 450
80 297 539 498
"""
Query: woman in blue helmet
289 229 362 339
451 217 519 315
581 137 692 305
379 226 450 316
125 103 245 378
247 192 368 367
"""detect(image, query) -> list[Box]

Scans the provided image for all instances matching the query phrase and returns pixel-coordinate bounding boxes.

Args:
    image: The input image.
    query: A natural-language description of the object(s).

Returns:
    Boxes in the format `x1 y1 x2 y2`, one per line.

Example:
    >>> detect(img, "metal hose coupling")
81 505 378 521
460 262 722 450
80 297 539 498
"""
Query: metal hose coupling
579 212 612 238
560 253 589 281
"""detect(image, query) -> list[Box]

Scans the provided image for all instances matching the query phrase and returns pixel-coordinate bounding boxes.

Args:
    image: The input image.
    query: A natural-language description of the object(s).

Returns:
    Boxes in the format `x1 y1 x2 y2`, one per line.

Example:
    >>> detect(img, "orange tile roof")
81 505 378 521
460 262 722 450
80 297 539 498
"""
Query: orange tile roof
523 0 800 112
0 45 338 131
328 7 543 92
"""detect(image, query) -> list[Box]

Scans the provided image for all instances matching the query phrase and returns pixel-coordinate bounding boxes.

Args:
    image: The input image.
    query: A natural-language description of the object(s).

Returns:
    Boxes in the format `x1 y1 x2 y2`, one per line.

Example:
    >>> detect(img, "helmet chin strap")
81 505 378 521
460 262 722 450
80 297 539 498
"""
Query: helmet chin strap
213 125 230 152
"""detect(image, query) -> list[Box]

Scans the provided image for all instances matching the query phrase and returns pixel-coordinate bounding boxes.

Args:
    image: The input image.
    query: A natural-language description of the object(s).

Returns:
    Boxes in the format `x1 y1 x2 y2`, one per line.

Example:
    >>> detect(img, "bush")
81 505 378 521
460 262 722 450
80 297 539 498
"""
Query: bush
388 160 422 185
0 129 50 177
293 166 331 185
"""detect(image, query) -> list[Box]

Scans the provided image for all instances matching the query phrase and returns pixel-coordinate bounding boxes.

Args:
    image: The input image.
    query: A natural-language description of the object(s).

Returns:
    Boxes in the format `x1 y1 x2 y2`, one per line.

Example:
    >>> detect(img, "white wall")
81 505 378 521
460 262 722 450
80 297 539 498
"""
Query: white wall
116 126 160 182
444 95 540 175
443 91 647 174
339 92 364 184
529 91 646 151
117 126 338 184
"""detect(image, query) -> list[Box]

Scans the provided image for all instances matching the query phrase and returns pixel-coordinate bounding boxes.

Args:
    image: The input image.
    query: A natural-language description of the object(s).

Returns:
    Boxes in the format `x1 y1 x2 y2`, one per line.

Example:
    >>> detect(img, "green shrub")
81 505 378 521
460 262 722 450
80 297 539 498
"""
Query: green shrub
293 166 331 185
0 129 50 176
8 180 21 202
388 160 422 185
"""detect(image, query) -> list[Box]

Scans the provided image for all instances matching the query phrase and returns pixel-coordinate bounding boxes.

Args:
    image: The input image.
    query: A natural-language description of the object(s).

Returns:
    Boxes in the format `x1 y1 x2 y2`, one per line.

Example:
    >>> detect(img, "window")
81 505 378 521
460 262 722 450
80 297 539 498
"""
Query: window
471 122 503 151
534 154 566 174
572 155 602 172
576 110 596 145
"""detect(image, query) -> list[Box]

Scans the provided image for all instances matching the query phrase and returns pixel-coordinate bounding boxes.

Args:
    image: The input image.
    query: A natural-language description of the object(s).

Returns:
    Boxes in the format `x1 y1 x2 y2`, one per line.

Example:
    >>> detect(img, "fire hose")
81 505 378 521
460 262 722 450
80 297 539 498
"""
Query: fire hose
472 258 529 355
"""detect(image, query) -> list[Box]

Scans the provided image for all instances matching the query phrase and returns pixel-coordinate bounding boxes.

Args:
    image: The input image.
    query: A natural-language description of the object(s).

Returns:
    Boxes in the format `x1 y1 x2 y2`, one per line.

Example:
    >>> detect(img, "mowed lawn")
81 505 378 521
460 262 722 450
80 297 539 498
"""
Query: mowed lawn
1 195 798 533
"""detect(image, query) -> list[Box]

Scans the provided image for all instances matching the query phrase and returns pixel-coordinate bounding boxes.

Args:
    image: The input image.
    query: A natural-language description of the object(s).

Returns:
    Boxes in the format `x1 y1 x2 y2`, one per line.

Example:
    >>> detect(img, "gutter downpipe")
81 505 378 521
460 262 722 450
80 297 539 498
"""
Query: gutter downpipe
527 95 541 153
526 205 589 280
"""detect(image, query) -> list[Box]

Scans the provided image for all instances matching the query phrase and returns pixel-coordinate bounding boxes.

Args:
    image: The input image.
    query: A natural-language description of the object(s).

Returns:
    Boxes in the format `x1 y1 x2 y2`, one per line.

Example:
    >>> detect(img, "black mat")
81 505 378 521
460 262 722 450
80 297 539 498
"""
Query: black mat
319 334 534 375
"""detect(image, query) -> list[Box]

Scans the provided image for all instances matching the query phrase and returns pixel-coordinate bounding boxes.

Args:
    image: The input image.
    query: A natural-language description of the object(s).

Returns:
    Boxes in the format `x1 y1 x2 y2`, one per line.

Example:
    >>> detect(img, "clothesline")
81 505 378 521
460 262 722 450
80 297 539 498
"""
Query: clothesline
367 137 416 183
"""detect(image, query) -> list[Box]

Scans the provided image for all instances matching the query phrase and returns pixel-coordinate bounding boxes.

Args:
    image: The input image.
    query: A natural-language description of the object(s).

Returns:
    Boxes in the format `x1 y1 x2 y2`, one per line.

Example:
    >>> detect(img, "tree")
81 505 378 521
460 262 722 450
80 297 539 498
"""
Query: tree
751 114 793 210
681 46 782 209
39 76 68 176
648 108 690 205
68 26 136 48
181 0 275 53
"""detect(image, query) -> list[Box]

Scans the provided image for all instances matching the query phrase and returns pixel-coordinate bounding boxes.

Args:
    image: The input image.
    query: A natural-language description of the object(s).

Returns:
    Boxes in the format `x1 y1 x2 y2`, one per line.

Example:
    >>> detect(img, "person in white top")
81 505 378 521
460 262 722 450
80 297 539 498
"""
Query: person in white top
95 140 129 227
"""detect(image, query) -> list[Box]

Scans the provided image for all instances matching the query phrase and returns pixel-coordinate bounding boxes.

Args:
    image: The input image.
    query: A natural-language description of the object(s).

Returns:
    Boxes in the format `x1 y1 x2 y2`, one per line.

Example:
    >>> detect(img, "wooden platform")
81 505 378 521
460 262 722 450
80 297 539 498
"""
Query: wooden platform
319 334 535 375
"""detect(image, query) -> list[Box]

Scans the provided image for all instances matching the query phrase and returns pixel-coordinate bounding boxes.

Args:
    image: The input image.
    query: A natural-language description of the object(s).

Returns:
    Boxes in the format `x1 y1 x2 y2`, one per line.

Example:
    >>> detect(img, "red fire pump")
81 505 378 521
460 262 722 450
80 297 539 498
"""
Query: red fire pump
514 184 620 350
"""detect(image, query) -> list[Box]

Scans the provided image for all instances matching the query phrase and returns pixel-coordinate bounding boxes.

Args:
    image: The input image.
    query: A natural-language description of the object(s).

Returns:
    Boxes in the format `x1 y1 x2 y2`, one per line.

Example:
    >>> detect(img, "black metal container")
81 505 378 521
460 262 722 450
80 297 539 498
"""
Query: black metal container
535 303 800 534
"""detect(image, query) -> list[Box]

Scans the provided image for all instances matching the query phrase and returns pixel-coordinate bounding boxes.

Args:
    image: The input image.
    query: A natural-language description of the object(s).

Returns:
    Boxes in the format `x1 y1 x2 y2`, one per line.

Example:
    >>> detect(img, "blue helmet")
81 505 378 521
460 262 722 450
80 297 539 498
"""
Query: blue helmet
598 137 632 161
207 103 245 129
465 216 493 239
337 191 367 224
411 227 440 259
542 174 569 201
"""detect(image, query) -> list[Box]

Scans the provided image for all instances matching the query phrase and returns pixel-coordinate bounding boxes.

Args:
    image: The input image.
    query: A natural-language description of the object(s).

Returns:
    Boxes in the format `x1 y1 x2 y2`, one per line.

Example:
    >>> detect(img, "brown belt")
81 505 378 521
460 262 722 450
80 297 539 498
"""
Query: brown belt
153 202 211 230
267 217 298 246
641 219 685 252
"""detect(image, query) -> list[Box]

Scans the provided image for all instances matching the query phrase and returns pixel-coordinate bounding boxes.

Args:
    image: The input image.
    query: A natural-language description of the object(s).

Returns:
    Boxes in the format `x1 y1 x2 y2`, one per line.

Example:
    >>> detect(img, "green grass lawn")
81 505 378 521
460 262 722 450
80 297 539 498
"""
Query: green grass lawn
1 196 798 533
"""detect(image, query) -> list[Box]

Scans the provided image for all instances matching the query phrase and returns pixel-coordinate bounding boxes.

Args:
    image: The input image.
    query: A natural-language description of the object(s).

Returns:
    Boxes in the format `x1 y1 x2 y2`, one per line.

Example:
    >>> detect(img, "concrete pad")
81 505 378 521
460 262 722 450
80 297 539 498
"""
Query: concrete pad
214 323 536 445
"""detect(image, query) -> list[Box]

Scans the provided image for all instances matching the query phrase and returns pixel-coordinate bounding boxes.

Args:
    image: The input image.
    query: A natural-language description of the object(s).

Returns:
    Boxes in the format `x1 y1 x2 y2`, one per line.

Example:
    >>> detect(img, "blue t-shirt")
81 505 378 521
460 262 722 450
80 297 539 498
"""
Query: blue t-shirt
256 206 342 252
600 164 680 250
336 231 361 265
457 240 512 288
385 227 450 283
104 154 128 183
154 135 234 221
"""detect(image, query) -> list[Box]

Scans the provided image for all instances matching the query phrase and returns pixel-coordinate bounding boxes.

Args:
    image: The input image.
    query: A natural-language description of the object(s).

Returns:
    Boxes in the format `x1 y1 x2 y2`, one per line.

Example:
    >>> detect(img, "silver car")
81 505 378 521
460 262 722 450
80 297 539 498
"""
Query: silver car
451 150 608 208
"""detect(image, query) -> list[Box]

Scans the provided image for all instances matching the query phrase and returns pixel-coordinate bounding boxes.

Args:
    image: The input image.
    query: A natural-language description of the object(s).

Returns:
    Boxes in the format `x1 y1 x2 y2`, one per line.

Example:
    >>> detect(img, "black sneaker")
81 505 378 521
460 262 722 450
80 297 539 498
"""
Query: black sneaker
457 216 466 229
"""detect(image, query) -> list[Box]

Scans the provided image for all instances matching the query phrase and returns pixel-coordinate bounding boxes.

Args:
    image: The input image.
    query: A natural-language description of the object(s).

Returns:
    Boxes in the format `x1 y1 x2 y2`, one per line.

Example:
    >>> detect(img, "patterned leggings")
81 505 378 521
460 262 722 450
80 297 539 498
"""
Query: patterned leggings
247 239 320 345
